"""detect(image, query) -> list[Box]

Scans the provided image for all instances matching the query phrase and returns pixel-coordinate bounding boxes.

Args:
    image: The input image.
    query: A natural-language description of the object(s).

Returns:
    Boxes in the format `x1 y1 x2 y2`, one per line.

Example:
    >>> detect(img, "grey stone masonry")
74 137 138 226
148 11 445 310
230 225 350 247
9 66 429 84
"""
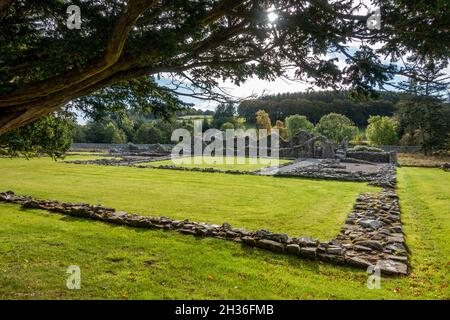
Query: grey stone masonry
0 188 408 276
266 161 397 189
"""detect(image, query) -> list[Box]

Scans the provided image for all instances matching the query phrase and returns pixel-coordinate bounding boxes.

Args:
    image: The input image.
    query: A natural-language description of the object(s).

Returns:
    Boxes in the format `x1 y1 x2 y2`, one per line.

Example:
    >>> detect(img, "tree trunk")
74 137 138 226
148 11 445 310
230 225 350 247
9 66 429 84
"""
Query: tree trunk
0 0 158 135
0 105 58 135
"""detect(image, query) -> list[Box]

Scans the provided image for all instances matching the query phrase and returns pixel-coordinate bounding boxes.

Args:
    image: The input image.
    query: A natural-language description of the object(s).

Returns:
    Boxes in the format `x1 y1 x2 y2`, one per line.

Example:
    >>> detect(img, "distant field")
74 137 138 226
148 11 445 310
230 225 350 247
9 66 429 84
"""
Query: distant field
140 156 292 172
398 152 450 167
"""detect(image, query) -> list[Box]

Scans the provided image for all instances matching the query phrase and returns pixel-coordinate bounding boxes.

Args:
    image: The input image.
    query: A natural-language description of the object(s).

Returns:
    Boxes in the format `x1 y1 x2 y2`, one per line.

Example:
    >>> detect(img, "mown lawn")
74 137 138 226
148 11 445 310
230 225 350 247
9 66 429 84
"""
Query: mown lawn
140 156 292 172
395 167 449 298
0 159 448 299
397 152 450 167
0 156 373 238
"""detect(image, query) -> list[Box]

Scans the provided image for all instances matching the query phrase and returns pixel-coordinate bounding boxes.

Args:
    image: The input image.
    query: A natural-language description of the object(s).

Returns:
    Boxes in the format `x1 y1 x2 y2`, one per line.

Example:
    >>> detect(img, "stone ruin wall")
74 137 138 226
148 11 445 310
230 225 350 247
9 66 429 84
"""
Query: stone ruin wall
0 189 409 276
71 130 396 164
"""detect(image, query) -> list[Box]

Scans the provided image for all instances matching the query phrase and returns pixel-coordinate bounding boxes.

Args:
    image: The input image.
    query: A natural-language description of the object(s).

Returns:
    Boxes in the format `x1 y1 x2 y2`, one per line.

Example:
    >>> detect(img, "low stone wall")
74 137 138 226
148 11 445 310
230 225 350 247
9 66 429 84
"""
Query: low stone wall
65 158 396 187
136 164 257 175
70 143 175 152
134 161 295 175
346 151 393 163
378 145 421 153
0 190 408 275
274 164 397 189
66 156 172 167
333 190 408 274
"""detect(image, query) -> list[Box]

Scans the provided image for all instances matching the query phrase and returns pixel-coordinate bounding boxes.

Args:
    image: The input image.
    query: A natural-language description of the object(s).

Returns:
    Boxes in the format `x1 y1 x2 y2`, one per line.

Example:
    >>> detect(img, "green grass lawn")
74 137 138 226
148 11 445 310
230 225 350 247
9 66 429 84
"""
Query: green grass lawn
63 153 114 161
140 156 292 172
0 159 448 299
395 167 450 298
0 156 370 238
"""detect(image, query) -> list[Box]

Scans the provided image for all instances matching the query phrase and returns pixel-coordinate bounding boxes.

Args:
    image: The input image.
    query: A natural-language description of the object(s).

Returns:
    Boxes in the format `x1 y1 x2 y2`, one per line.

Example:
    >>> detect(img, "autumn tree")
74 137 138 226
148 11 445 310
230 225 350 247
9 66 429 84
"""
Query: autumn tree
256 110 272 133
274 120 288 140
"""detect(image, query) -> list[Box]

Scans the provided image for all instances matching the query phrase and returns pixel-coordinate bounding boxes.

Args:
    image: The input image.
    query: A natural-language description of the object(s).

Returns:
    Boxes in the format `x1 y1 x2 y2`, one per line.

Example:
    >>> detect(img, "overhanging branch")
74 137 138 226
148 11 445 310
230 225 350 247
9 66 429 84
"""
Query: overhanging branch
0 0 156 107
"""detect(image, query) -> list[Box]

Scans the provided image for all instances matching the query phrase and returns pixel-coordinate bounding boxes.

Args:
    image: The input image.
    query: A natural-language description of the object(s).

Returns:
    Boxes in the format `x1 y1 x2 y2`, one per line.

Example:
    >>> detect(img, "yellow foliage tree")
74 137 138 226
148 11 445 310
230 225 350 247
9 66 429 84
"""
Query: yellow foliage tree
255 110 272 133
274 120 288 140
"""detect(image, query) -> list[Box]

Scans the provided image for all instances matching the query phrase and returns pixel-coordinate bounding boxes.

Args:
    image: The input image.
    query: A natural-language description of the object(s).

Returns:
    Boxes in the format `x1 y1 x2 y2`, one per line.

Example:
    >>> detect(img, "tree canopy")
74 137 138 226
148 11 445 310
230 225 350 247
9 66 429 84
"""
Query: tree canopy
316 113 359 143
394 61 450 154
238 90 399 126
0 112 75 158
285 114 314 137
0 0 449 134
366 115 398 146
211 103 238 129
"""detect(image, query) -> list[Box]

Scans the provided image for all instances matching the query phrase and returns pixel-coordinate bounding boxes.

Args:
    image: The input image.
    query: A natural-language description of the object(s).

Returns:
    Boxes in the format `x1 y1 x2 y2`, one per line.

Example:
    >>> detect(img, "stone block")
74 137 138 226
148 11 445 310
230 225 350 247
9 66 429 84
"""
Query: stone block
256 239 285 253
286 244 301 255
299 247 317 259
354 240 384 251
